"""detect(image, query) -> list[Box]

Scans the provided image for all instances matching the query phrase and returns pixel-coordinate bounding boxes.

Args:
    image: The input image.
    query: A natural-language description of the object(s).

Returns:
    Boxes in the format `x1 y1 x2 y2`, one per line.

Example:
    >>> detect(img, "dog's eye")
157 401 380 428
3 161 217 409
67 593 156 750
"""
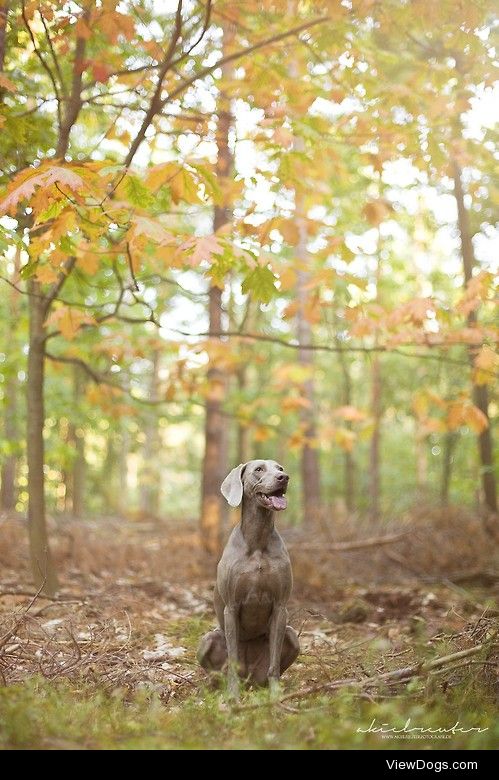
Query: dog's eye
255 466 263 472
277 466 284 471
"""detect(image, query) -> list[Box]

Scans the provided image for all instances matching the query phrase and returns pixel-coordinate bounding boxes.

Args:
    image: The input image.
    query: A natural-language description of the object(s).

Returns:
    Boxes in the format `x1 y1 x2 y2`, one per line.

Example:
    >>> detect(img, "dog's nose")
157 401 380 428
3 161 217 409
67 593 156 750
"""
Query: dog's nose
277 472 289 483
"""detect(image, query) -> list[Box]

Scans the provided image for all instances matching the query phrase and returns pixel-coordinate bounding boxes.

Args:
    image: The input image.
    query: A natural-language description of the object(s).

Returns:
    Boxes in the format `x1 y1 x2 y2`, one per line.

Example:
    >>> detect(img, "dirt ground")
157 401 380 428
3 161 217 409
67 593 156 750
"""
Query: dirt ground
0 509 498 750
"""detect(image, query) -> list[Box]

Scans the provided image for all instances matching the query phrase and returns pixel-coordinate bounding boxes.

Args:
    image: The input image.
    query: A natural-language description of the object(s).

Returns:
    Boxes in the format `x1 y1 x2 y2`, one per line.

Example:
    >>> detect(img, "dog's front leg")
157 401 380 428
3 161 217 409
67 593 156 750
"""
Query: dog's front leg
268 604 287 695
224 605 240 700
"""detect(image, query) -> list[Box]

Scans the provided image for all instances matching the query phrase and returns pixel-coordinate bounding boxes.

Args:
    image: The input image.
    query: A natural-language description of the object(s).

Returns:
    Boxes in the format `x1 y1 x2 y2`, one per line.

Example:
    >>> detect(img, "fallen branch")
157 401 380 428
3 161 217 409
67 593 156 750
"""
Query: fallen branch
289 531 409 552
234 640 494 712
0 578 46 650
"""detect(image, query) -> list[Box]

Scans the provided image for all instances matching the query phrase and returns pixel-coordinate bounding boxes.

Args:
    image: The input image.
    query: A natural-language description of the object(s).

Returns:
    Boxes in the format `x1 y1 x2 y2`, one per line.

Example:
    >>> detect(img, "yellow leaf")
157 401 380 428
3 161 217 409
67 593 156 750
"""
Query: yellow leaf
464 405 489 434
144 162 178 192
47 307 94 340
35 265 59 283
78 252 99 274
282 396 311 412
278 267 297 291
279 220 300 244
473 345 498 386
253 425 274 442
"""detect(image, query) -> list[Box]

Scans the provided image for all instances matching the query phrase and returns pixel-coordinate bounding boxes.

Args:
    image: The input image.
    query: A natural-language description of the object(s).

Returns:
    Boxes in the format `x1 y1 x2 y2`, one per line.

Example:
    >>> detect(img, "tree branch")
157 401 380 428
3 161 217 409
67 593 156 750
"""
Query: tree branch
164 16 327 107
21 0 62 127
126 13 327 166
235 639 495 711
43 256 77 315
124 0 185 167
38 7 67 98
55 9 89 158
288 531 410 552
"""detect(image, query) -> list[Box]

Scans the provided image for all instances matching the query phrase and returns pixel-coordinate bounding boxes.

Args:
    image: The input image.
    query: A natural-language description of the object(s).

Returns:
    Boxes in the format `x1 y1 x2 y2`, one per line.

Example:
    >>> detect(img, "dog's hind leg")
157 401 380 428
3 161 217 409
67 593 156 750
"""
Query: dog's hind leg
280 626 300 674
197 628 227 672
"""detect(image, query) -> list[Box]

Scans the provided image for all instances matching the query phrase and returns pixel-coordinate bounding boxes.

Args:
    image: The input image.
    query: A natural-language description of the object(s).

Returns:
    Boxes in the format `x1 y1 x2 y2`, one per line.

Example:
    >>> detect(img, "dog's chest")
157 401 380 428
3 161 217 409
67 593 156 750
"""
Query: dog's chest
235 550 285 604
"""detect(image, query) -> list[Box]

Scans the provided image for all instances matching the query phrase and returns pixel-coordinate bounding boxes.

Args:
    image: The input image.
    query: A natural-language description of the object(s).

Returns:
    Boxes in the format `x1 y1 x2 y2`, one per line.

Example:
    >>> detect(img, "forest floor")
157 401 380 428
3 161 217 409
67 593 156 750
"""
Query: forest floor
0 509 498 750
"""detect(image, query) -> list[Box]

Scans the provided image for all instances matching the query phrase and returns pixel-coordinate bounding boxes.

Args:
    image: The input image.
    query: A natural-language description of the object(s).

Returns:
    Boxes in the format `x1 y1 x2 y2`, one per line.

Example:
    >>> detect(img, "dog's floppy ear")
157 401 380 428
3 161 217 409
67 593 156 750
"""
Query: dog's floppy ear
221 463 246 507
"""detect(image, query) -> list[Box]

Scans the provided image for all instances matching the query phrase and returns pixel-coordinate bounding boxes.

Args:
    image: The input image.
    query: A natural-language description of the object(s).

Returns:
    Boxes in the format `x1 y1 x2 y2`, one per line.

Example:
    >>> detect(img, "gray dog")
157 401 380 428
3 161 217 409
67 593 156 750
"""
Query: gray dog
197 459 300 698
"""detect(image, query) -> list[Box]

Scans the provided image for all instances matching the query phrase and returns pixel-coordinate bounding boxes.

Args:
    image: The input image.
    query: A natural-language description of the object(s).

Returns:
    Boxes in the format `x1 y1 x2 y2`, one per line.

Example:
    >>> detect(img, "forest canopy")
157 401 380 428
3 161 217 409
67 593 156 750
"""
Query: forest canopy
0 0 497 595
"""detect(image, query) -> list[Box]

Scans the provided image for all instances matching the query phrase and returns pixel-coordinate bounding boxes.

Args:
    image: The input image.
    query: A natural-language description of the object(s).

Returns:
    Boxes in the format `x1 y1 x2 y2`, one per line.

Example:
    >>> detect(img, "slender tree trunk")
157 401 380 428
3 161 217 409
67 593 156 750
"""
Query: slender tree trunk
1 245 20 511
441 431 457 506
201 287 228 554
369 354 382 521
1 384 17 510
452 161 497 514
0 3 9 72
200 25 234 556
236 366 250 464
140 351 160 517
0 6 19 512
415 435 428 492
118 426 130 514
369 242 382 522
27 281 58 595
295 209 321 525
69 366 85 518
336 339 356 513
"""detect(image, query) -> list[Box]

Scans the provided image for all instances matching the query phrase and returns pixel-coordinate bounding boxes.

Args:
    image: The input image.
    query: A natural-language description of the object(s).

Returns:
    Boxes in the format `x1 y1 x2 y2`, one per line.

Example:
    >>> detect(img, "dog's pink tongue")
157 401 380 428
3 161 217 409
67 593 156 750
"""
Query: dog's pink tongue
270 495 287 511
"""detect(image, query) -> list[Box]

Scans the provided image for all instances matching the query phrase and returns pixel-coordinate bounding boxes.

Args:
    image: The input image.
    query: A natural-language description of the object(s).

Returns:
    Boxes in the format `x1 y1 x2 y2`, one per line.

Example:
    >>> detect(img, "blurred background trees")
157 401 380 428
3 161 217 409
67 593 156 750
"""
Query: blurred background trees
0 1 497 591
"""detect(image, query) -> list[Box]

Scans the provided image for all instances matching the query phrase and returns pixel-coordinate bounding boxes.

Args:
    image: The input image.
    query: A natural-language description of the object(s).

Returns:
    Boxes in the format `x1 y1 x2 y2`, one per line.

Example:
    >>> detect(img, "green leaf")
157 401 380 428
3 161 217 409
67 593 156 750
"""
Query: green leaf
124 174 155 209
59 235 75 254
37 199 66 223
241 265 277 303
20 259 38 279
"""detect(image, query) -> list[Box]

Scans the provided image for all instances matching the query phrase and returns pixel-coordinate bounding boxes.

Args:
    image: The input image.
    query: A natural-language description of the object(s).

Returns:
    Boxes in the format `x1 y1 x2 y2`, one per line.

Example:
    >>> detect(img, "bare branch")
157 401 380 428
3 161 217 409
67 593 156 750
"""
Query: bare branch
169 0 212 69
124 0 185 167
38 7 67 98
21 1 62 128
125 13 327 166
165 16 328 107
55 9 89 158
43 256 77 315
125 242 139 291
289 531 410 552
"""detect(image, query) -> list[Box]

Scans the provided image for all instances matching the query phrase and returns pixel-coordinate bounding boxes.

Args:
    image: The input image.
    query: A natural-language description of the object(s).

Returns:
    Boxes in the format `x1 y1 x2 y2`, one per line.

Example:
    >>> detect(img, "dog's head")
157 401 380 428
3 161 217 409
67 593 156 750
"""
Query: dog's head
221 459 289 511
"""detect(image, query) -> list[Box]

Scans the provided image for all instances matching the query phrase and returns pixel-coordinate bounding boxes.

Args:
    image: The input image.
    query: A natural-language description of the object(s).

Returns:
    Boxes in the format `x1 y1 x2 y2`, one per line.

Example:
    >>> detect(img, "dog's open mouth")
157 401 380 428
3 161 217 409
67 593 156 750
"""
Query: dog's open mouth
257 488 287 512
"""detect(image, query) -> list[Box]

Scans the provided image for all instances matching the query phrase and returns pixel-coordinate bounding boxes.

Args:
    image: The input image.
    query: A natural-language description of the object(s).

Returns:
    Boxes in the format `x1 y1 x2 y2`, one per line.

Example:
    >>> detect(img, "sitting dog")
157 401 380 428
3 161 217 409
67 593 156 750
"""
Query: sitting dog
197 459 300 698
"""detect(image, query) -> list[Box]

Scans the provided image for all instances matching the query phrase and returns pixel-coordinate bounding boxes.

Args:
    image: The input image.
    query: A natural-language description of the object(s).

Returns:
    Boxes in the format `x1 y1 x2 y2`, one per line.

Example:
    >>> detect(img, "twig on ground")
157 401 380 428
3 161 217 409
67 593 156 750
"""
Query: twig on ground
291 531 409 552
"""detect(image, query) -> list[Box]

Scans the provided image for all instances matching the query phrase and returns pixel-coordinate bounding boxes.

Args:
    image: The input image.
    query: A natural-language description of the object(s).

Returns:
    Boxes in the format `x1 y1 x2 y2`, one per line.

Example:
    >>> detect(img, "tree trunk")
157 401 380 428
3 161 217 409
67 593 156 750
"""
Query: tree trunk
452 161 497 513
140 351 161 518
200 25 234 556
236 366 250 465
201 287 228 555
1 245 20 511
1 382 17 510
369 353 382 521
27 281 58 595
69 366 85 518
0 3 9 72
336 339 356 513
369 239 383 522
441 431 457 506
415 435 428 492
296 273 322 524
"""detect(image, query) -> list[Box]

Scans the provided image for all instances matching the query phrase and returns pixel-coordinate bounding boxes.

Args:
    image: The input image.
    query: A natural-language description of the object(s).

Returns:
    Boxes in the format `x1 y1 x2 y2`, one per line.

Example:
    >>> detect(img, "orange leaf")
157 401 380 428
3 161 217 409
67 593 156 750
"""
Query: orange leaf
333 405 367 422
0 73 16 92
46 307 94 340
0 166 85 214
178 234 224 266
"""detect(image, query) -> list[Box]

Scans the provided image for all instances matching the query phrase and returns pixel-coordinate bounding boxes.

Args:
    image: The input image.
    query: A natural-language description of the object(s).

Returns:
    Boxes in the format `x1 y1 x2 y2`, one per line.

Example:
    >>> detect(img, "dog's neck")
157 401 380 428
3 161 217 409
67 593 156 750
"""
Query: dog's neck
241 496 274 553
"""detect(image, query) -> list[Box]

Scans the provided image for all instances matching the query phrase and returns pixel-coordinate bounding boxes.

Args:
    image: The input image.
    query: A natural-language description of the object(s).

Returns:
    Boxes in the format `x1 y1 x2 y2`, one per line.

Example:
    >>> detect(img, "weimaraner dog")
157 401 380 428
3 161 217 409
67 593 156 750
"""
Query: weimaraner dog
197 459 300 698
